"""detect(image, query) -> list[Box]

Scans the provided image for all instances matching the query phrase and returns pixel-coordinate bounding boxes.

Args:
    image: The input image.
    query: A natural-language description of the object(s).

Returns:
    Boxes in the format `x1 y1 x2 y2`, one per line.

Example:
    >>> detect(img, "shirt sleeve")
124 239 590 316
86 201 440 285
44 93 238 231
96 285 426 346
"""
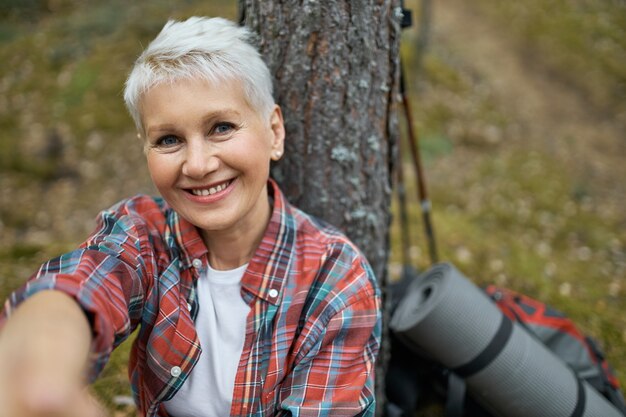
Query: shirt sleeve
0 197 158 380
275 250 382 417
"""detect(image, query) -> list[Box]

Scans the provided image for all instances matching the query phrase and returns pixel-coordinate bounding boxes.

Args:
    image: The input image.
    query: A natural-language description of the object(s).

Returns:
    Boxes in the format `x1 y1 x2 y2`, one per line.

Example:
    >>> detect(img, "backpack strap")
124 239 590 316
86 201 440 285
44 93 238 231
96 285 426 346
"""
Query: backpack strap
452 314 513 378
570 377 586 417
445 314 590 417
585 336 626 415
606 390 626 416
443 314 513 417
445 371 467 417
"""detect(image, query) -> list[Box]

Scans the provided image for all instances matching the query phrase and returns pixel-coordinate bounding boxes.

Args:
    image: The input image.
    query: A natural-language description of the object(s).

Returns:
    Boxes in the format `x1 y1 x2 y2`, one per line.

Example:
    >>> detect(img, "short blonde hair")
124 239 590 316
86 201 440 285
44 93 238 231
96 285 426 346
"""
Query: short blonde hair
123 16 275 135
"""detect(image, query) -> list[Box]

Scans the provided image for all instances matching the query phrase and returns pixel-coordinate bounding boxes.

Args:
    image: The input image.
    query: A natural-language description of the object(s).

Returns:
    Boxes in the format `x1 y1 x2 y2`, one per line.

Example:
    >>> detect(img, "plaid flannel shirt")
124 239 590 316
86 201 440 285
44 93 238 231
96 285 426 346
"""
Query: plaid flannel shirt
1 180 381 416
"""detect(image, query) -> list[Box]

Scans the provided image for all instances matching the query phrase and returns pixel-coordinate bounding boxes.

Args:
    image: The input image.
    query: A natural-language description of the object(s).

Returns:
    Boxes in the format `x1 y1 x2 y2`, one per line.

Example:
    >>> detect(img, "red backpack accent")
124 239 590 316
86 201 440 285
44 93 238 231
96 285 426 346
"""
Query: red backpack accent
485 285 623 402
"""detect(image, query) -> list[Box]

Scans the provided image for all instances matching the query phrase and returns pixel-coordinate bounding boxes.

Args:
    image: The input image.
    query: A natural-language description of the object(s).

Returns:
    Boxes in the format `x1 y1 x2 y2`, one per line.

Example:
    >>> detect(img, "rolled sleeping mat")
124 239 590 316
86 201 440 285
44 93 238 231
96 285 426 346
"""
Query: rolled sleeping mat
390 262 623 417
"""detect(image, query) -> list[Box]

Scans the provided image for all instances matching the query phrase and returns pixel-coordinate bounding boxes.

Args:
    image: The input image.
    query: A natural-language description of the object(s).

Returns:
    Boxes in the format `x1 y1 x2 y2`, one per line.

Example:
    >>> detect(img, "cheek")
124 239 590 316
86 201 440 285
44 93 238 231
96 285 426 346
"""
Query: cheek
146 154 176 188
223 138 273 169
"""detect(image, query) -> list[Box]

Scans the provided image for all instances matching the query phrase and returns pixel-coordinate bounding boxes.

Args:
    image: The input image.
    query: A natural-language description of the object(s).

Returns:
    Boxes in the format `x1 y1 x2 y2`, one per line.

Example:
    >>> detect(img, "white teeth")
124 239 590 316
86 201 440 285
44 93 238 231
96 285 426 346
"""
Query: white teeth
191 181 230 196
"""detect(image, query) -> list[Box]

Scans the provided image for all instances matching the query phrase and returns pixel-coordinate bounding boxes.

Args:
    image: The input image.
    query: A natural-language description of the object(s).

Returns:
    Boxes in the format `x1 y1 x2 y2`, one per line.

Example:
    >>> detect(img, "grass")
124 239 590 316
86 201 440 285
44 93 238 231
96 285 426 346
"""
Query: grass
390 145 626 413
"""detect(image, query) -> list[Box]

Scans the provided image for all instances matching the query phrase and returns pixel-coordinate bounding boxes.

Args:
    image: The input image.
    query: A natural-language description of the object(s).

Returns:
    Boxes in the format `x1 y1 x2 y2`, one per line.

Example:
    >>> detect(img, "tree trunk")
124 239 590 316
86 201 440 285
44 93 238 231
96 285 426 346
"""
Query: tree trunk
239 1 401 414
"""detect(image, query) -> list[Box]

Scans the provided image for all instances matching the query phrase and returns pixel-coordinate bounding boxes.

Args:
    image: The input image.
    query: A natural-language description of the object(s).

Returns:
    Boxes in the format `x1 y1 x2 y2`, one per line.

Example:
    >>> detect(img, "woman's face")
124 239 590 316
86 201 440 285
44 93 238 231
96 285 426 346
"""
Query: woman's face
141 77 284 237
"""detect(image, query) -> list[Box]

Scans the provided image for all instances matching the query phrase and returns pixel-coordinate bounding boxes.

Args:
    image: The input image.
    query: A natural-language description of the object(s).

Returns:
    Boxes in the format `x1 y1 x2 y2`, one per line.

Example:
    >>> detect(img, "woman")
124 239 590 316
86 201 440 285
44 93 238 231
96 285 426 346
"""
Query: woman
0 16 381 417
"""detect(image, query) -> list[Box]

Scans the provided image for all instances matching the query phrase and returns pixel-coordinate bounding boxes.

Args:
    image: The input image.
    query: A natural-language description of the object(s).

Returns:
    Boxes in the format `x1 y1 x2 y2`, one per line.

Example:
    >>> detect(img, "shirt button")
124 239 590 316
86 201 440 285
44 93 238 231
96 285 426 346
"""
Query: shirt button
170 366 182 377
192 259 202 269
268 289 278 298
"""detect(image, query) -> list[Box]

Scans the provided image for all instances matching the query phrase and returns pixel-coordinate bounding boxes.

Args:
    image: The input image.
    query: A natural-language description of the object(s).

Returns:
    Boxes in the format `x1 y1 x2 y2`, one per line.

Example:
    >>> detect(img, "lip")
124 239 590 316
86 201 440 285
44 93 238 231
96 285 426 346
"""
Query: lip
182 178 237 204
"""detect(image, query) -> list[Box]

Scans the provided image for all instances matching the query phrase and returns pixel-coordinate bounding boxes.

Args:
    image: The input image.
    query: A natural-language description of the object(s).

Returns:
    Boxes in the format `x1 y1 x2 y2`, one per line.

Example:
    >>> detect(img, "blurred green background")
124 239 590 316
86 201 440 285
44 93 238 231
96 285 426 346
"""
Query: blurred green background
0 0 624 415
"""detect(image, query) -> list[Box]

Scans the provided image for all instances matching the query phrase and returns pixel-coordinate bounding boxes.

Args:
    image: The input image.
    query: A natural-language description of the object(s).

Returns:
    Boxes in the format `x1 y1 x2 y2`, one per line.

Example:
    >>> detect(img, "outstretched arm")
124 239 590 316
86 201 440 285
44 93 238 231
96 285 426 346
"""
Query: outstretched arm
0 290 106 417
0 197 165 416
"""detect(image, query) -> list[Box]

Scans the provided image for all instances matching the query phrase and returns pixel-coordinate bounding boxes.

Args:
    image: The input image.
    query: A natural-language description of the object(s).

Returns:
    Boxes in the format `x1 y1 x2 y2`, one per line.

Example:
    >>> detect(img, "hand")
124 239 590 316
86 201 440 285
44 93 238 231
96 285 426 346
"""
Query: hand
0 290 107 417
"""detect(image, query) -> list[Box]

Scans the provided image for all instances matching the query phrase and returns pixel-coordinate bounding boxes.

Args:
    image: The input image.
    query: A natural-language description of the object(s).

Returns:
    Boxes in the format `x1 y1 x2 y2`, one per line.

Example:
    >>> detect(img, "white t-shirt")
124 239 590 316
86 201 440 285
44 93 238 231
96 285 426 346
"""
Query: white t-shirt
163 263 251 417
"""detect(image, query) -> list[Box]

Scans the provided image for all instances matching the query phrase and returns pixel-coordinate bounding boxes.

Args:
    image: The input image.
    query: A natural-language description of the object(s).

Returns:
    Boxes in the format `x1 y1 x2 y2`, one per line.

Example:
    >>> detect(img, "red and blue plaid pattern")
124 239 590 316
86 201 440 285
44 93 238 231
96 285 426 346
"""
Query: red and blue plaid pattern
2 180 381 416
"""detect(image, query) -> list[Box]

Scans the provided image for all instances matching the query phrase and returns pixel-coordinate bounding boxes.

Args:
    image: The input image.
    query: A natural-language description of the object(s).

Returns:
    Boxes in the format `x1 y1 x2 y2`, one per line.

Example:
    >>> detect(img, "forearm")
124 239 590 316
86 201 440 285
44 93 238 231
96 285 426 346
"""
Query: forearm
0 290 95 415
1 290 92 365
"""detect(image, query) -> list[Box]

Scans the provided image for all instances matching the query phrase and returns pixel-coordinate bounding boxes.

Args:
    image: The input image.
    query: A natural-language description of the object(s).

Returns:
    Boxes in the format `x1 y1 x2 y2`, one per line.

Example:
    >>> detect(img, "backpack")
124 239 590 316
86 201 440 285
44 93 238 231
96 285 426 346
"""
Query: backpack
386 273 626 417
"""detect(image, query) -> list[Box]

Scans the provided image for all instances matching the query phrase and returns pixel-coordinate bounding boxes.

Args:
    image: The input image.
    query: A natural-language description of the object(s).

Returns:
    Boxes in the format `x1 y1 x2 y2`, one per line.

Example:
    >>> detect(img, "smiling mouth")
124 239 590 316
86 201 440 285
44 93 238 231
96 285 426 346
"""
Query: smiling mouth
188 179 233 196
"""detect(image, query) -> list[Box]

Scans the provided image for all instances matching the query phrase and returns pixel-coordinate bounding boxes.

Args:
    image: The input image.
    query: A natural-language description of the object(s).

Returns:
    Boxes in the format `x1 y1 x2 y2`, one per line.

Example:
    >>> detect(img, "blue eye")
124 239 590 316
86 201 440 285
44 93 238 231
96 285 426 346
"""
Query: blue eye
214 122 234 135
156 135 180 146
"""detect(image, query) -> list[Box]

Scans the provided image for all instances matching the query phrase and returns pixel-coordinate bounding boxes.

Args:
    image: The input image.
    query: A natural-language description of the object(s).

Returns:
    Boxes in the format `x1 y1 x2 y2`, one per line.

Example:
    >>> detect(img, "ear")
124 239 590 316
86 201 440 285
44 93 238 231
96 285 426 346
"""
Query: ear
268 105 285 161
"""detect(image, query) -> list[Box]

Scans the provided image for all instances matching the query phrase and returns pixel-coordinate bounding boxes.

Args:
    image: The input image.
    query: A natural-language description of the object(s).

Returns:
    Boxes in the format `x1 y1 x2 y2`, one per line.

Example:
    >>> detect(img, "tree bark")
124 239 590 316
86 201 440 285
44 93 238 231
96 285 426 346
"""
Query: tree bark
240 1 401 414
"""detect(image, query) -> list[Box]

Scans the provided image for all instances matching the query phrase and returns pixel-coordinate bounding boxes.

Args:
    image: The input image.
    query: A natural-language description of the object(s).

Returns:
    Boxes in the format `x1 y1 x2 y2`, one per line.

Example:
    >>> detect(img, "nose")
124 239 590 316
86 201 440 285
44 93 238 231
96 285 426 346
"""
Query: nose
181 139 220 179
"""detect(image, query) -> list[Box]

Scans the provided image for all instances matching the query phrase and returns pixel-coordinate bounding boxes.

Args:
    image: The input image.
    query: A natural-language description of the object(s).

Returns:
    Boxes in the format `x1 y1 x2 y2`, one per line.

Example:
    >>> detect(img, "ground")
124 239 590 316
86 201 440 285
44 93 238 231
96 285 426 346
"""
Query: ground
431 0 625 203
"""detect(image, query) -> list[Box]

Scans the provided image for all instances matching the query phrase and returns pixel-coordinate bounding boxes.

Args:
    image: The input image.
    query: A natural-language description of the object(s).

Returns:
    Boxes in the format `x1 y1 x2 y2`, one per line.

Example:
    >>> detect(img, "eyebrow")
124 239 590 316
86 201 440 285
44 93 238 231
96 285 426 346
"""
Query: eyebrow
145 109 243 136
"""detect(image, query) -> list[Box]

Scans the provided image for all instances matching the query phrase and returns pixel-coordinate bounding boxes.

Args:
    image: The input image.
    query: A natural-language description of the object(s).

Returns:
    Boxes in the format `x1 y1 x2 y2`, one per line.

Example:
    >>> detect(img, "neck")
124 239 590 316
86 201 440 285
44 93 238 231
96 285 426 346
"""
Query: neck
201 197 272 271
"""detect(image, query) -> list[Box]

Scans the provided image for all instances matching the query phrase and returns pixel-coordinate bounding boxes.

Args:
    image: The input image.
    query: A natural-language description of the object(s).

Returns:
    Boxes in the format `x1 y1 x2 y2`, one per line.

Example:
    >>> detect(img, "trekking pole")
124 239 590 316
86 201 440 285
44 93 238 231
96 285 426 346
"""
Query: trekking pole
395 124 412 272
399 64 439 264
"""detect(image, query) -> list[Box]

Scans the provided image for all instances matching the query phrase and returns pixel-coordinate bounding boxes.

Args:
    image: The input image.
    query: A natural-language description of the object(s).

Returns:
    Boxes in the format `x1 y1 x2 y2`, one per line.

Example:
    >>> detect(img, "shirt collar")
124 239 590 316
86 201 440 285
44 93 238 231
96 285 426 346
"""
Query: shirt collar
168 210 209 272
243 179 294 305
